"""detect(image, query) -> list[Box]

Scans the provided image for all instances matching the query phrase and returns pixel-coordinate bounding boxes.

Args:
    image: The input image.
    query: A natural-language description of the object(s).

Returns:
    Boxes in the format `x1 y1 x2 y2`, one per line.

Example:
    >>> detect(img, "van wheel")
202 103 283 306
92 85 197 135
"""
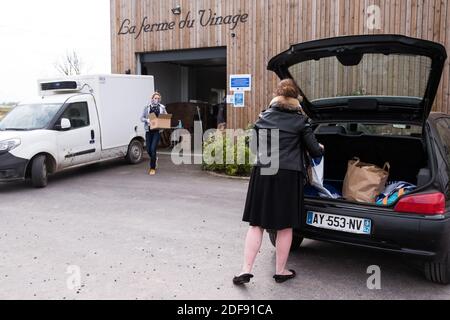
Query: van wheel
268 231 304 252
126 140 144 164
424 253 450 284
31 155 48 188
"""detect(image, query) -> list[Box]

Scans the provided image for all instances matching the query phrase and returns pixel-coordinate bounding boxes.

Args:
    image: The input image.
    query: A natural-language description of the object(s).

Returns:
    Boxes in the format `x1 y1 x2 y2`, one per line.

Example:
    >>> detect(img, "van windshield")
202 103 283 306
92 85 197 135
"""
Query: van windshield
0 103 62 131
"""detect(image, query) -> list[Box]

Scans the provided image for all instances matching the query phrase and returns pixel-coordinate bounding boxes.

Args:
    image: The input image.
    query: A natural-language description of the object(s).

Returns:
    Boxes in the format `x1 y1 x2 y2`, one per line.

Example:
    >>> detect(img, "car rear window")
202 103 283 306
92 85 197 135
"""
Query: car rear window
289 53 432 103
316 123 423 137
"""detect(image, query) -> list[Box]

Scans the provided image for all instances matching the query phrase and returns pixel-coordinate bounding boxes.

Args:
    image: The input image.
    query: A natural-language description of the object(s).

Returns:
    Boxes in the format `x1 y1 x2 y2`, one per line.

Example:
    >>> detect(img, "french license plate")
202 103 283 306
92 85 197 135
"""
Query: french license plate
306 211 372 235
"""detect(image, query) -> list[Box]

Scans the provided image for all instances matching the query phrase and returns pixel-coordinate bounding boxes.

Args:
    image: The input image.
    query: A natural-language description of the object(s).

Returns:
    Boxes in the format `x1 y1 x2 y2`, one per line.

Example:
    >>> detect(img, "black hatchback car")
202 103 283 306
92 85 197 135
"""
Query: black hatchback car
267 35 450 284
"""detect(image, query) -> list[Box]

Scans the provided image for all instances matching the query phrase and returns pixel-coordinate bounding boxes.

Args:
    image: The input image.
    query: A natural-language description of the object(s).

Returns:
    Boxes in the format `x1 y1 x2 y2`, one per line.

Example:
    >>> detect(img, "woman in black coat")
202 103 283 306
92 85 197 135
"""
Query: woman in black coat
233 79 324 285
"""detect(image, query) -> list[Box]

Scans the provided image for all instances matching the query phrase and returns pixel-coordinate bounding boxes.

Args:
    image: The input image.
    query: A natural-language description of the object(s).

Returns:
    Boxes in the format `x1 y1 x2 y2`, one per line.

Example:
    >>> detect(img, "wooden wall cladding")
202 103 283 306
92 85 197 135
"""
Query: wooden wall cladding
112 0 450 129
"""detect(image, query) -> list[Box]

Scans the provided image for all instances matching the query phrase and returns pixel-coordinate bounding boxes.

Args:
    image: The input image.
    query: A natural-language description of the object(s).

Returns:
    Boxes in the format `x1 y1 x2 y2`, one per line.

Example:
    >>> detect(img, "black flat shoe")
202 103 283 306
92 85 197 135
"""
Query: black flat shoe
233 273 254 285
273 269 296 283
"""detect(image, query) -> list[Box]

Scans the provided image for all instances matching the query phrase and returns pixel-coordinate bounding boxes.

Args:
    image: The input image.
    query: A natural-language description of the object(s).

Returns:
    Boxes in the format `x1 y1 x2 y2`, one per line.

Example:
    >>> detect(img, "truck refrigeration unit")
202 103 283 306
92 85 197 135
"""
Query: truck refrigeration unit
0 74 154 188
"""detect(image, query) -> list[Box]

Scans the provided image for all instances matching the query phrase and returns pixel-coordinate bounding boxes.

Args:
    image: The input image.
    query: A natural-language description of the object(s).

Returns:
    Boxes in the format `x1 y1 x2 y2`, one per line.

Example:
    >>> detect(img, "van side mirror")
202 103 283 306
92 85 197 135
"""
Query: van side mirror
55 118 71 131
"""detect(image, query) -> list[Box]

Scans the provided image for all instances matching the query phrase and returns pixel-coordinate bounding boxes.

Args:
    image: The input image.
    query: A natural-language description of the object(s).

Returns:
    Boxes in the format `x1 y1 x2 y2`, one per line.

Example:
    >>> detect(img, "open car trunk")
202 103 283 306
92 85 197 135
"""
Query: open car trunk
266 35 446 206
304 126 430 202
267 35 447 126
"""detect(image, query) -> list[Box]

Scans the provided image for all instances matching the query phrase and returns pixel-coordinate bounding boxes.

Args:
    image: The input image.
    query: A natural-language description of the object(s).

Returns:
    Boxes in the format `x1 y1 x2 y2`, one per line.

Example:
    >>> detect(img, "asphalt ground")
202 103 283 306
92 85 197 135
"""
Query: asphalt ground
0 154 449 300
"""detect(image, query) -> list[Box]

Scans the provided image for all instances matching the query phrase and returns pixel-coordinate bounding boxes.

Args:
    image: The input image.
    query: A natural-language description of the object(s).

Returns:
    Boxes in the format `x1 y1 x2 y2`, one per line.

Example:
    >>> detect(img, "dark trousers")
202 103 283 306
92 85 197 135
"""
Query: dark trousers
146 131 161 169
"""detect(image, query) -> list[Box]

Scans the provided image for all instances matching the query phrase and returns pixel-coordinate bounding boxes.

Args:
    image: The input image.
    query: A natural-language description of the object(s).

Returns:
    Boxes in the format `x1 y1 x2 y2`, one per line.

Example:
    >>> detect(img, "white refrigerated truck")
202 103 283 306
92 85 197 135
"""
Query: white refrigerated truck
0 74 154 187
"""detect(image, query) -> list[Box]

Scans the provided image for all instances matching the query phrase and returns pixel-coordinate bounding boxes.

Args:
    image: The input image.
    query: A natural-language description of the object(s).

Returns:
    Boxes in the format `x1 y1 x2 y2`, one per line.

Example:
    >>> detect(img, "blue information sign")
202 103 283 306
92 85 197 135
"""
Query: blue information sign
230 74 252 91
233 92 245 107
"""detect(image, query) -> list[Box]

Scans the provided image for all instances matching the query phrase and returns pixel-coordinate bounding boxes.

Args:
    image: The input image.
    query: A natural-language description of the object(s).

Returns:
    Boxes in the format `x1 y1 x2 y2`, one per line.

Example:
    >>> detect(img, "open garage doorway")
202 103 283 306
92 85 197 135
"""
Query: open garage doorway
139 47 227 147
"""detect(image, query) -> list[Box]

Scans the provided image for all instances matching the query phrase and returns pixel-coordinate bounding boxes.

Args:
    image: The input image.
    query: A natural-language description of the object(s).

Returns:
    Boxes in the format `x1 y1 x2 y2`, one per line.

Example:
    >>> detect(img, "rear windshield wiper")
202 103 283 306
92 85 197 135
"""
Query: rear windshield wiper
0 128 29 131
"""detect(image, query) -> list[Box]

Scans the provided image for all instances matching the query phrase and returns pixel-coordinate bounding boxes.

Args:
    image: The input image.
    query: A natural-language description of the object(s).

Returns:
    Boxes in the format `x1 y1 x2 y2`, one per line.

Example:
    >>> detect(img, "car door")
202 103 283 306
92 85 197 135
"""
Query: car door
55 96 101 169
435 117 450 201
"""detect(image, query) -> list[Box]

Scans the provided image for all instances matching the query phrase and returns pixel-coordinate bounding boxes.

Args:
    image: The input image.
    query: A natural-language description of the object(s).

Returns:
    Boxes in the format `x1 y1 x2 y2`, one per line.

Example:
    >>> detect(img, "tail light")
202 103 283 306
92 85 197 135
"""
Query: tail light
394 192 446 215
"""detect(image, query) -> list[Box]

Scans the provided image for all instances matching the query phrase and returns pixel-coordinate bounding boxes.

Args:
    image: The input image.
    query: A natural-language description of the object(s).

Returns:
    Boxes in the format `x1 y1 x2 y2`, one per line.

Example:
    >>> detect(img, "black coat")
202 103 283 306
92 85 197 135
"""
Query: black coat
254 104 324 173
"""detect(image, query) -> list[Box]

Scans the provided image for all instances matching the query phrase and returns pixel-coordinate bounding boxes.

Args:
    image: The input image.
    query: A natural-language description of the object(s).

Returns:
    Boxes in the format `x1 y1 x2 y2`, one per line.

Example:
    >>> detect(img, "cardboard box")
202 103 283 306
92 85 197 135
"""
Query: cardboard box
149 113 172 130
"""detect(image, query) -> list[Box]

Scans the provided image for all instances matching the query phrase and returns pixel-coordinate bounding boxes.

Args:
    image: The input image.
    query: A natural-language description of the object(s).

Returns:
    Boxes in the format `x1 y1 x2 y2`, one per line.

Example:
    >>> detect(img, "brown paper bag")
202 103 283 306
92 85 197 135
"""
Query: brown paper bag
342 158 390 203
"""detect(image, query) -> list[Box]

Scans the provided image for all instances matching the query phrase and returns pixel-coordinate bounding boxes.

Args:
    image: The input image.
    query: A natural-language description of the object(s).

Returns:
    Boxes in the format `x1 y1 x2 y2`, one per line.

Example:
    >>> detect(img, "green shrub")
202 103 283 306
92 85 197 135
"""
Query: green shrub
202 130 253 177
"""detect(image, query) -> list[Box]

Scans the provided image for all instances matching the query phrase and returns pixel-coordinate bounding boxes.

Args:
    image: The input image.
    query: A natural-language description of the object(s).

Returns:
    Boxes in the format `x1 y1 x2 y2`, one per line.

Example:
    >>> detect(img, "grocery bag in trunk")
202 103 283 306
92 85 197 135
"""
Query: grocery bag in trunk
308 156 341 199
343 158 390 203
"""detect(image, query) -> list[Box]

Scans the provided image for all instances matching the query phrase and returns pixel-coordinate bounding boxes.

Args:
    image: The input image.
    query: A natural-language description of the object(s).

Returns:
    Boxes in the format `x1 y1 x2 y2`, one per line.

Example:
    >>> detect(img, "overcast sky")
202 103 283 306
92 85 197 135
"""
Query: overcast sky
0 0 111 103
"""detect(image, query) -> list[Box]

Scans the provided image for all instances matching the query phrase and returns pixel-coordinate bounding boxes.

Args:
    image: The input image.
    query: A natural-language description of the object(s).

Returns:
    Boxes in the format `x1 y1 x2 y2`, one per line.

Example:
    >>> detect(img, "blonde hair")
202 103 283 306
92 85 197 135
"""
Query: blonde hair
151 92 162 100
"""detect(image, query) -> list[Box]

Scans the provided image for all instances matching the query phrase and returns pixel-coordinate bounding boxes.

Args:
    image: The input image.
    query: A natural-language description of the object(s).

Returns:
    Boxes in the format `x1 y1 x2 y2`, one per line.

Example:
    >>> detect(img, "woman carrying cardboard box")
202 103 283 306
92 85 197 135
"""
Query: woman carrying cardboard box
141 92 168 175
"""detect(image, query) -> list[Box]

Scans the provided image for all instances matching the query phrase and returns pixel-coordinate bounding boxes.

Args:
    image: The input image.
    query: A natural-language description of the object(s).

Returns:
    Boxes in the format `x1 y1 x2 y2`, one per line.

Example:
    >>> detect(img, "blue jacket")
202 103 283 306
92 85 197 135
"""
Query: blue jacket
141 104 168 132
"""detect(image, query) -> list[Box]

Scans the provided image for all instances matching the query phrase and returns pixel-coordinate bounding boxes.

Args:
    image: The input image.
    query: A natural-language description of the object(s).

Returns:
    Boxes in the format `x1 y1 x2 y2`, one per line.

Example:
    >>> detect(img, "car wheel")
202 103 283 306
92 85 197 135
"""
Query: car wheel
268 231 304 252
424 253 450 284
31 155 48 188
126 140 143 164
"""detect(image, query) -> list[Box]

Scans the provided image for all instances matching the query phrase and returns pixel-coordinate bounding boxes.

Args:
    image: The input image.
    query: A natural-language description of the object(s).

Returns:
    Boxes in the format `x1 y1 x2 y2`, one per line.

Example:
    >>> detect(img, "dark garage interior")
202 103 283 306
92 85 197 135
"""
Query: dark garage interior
140 47 227 144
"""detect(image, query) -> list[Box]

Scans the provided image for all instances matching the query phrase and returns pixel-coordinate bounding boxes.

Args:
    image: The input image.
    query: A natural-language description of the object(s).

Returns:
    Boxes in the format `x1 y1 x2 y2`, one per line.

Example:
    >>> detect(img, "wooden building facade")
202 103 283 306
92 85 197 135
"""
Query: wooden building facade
111 0 450 129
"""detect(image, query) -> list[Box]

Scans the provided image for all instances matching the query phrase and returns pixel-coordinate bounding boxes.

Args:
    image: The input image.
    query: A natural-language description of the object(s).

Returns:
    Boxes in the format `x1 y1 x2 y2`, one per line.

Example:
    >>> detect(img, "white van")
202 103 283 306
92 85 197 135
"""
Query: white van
0 74 154 188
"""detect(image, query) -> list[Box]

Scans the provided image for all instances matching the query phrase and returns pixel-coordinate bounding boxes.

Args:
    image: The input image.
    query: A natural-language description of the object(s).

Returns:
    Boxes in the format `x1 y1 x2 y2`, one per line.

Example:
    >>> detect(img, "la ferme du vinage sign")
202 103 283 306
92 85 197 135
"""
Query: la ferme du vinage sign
118 9 249 39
